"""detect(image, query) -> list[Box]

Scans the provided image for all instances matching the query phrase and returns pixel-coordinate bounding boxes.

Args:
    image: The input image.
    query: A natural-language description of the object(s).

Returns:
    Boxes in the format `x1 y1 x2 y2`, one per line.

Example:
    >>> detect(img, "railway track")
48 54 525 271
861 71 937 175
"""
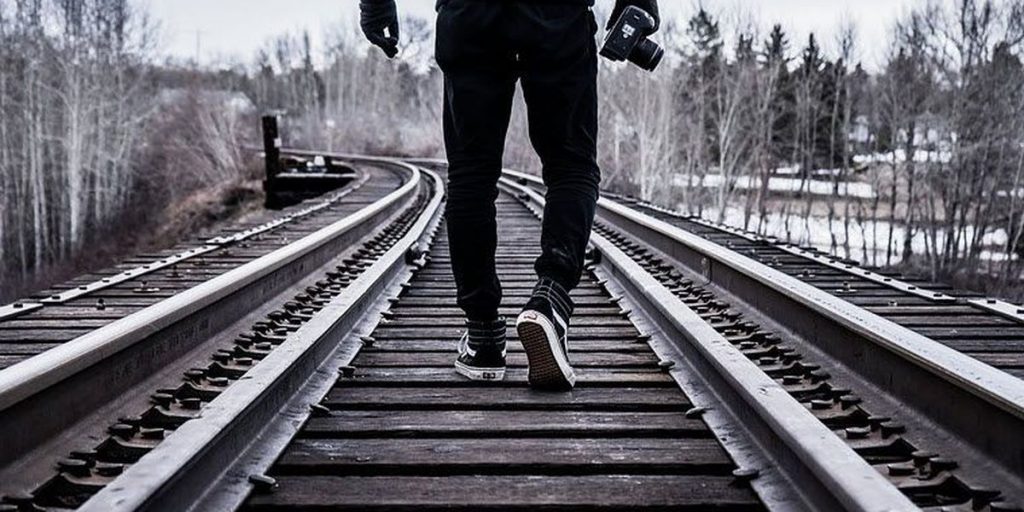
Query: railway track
606 193 1024 380
0 156 423 506
0 153 1022 511
0 164 400 368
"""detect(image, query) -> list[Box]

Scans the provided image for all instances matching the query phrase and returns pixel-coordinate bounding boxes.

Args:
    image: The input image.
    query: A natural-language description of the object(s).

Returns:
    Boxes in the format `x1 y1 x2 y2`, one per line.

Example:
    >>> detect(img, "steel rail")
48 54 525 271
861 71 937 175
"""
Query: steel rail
0 160 420 467
0 170 372 322
79 165 445 512
652 204 958 303
968 297 1024 324
503 168 1024 479
497 175 916 512
620 198 1024 328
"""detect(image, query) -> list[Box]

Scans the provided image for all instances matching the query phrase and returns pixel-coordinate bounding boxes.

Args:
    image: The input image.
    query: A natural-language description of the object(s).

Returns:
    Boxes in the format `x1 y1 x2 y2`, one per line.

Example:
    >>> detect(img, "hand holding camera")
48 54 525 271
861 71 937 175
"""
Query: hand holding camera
601 1 664 72
607 0 660 34
359 0 400 58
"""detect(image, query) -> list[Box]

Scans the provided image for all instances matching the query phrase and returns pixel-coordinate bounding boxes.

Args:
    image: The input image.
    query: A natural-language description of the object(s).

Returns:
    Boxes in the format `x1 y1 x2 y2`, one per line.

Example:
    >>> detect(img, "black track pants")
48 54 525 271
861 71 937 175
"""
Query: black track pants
436 0 600 322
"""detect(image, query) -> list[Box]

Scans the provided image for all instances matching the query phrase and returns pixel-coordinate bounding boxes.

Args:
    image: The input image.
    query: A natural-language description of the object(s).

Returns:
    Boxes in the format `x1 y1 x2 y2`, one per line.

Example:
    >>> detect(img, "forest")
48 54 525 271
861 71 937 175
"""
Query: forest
2 0 1024 302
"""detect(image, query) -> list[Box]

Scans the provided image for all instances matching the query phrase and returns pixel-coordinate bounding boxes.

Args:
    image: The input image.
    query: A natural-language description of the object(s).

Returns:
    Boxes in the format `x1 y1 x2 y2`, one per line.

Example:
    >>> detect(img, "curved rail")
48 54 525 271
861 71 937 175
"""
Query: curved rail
79 165 445 512
633 198 1024 326
0 171 374 323
506 170 1024 399
8 153 1022 510
503 167 1024 502
0 160 420 470
497 174 917 512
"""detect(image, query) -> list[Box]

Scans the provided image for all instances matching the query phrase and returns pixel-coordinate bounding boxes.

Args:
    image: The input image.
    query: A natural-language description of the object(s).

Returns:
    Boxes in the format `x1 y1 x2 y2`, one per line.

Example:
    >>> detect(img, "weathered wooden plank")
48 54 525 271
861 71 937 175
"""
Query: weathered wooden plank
0 330 88 342
275 437 732 474
0 354 29 368
386 307 626 317
395 296 614 307
323 387 689 411
380 317 634 328
341 367 674 386
244 475 759 510
352 351 659 368
967 352 1024 368
417 269 542 276
840 297 937 307
864 305 982 316
0 343 61 355
402 288 608 298
371 326 641 340
363 339 647 352
915 327 1024 339
930 339 1024 353
9 306 144 319
877 315 1015 327
0 319 114 329
814 290 912 298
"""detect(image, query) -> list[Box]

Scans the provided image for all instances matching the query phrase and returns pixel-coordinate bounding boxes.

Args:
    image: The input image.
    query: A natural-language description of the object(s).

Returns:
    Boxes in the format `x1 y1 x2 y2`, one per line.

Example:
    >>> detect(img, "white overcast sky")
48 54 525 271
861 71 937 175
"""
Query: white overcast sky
139 0 920 69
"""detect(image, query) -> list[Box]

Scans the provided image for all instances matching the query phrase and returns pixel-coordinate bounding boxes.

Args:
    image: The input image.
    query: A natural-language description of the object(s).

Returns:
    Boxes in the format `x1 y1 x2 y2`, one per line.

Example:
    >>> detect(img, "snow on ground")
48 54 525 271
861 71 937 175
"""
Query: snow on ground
672 173 877 199
690 204 1014 266
853 149 953 165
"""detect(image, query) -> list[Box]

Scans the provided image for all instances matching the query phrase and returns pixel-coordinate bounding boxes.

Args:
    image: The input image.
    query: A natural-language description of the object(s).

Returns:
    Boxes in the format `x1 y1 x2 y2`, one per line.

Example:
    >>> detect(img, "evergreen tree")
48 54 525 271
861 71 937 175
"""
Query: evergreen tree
793 34 824 174
763 24 794 168
681 9 724 168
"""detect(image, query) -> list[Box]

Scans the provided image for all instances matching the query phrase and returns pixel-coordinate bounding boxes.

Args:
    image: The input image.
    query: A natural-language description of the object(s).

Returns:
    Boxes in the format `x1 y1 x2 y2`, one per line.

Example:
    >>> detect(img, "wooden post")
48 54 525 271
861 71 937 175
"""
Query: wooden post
262 115 282 185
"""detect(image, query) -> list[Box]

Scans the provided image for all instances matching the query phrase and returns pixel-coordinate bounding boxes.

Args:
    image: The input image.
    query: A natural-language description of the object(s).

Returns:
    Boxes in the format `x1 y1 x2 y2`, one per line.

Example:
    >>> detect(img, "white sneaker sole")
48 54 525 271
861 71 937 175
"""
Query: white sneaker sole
454 360 506 381
516 310 576 390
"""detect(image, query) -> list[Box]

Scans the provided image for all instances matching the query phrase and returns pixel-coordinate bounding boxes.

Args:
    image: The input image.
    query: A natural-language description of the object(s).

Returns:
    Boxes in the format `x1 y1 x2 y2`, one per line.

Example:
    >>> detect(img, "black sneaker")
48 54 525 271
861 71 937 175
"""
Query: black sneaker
516 278 576 390
455 317 507 381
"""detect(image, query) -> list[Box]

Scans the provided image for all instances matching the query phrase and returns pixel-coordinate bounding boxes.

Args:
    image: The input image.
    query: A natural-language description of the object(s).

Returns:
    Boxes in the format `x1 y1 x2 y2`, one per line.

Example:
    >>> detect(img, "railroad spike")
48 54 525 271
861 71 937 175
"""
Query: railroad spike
731 467 759 482
69 450 99 466
57 458 91 478
880 422 906 437
684 406 707 418
911 450 937 467
1 492 36 508
309 403 332 418
844 426 871 440
928 457 958 475
248 474 279 494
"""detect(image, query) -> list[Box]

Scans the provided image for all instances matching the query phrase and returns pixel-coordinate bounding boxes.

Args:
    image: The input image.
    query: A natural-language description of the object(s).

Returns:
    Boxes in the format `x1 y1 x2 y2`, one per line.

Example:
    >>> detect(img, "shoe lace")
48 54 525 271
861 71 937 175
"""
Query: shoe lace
531 278 573 320
465 317 506 346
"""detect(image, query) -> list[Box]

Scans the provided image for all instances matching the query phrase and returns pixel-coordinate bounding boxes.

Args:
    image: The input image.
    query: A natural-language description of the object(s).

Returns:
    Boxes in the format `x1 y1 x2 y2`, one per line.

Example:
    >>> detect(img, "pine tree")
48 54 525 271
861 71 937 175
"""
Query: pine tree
763 24 794 168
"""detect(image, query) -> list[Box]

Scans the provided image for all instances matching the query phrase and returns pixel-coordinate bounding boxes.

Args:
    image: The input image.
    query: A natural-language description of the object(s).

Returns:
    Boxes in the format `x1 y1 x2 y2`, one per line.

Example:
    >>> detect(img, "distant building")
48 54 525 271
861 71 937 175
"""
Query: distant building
849 115 872 145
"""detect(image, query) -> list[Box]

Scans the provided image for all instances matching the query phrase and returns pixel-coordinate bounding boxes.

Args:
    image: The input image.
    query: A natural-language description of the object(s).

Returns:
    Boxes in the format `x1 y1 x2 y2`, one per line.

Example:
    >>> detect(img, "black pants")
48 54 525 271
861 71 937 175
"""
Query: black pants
436 0 600 322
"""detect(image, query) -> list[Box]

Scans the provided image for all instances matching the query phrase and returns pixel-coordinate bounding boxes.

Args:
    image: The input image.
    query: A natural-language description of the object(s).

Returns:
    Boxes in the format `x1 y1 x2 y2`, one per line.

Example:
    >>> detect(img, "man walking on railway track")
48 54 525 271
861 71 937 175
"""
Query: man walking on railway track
360 0 659 390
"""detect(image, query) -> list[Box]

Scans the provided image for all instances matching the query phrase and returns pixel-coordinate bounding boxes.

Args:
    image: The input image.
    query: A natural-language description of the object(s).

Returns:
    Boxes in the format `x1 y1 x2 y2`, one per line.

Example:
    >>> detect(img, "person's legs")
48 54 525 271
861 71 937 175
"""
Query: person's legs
517 5 601 292
435 0 517 322
511 4 600 390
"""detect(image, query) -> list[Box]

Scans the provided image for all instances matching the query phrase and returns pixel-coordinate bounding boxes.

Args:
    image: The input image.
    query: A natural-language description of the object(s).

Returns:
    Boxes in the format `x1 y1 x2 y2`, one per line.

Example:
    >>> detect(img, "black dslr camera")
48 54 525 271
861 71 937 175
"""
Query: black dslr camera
600 5 664 72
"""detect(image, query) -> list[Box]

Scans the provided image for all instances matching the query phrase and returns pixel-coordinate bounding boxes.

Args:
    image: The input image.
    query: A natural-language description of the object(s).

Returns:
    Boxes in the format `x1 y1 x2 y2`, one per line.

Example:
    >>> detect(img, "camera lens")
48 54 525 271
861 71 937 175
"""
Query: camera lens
629 38 664 72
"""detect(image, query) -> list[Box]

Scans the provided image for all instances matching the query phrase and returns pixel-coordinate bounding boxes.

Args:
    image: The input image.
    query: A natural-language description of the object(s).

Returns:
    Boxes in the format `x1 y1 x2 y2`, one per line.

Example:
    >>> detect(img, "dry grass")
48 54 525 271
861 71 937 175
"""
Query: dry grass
0 180 266 304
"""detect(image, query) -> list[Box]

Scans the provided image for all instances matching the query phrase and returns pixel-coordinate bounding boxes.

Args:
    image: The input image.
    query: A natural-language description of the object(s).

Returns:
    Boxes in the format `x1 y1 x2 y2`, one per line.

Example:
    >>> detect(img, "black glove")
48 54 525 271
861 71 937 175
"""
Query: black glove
607 0 660 34
360 0 399 58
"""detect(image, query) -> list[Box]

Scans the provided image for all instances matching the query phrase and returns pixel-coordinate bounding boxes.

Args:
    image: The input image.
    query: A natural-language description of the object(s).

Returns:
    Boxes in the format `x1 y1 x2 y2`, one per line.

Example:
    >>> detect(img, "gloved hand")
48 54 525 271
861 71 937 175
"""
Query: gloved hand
607 0 660 34
360 0 400 58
